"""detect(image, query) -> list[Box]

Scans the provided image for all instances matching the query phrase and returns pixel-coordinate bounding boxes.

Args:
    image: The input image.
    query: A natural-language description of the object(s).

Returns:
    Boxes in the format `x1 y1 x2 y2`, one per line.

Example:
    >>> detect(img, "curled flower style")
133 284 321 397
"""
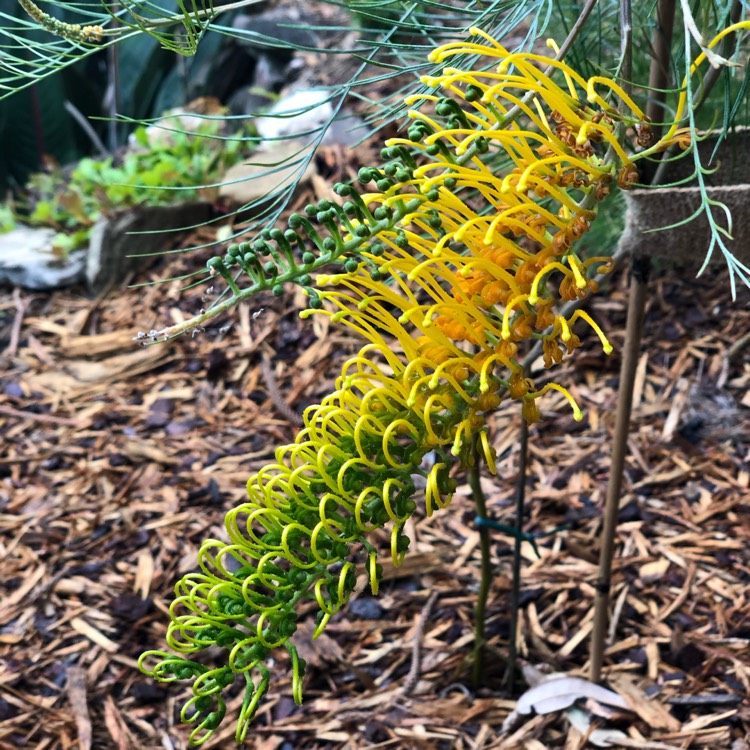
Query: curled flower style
141 349 465 744
144 29 677 745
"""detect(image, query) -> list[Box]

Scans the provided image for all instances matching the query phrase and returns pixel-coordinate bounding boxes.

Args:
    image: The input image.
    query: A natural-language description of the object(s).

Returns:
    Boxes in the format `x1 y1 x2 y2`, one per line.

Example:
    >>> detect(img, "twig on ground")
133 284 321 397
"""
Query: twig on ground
260 349 304 426
0 404 82 427
401 591 439 696
6 288 29 358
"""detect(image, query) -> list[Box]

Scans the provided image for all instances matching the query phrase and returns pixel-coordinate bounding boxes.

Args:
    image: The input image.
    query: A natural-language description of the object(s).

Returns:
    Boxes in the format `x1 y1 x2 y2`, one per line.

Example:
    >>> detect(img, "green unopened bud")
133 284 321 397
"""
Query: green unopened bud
435 99 453 116
288 568 308 585
216 631 236 647
302 252 316 265
344 258 359 273
272 284 284 296
396 533 410 553
358 167 377 184
207 256 225 273
279 620 298 637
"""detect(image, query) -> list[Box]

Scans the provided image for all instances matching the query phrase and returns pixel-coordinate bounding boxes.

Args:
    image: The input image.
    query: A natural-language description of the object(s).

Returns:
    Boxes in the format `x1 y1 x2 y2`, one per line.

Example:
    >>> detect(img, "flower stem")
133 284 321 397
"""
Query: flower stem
469 432 491 690
504 412 529 693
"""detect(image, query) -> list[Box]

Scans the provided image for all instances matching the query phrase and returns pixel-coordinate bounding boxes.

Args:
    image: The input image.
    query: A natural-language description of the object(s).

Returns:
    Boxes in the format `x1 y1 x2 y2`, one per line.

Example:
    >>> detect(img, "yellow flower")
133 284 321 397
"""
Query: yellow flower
142 27 667 745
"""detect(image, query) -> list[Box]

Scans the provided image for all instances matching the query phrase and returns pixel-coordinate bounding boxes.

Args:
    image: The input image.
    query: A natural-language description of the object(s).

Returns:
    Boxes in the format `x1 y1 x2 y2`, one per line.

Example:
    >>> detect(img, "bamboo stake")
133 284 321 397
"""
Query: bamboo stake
590 0 675 682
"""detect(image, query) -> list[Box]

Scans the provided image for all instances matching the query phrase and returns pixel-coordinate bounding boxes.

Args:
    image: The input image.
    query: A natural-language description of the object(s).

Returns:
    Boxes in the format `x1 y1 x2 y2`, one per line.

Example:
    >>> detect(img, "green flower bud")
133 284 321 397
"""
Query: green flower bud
279 619 298 637
358 167 375 184
396 533 410 553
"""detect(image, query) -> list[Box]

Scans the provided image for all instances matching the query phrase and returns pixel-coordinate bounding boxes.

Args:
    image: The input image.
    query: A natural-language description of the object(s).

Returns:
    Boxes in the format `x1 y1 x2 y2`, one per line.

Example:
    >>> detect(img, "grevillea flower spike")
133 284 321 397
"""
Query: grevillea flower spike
141 29 677 744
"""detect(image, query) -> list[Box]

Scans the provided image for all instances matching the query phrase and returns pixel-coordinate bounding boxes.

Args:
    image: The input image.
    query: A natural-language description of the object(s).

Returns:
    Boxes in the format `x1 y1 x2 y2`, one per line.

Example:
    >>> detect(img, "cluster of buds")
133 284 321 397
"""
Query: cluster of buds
19 0 104 43
143 28 676 744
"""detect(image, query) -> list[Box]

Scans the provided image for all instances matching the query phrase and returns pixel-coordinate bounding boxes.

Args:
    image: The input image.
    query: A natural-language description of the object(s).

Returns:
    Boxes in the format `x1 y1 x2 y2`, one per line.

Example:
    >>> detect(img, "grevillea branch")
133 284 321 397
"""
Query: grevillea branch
141 28 679 745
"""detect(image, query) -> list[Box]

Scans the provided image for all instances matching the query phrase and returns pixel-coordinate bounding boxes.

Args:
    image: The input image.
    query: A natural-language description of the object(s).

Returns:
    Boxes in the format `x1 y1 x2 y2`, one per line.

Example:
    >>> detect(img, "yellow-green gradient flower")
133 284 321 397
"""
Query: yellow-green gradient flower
143 28 674 745
141 348 466 744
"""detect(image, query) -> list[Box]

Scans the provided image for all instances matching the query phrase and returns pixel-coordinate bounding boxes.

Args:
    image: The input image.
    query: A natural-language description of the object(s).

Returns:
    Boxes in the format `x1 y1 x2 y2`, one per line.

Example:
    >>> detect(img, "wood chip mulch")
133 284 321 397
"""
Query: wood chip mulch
1 211 749 750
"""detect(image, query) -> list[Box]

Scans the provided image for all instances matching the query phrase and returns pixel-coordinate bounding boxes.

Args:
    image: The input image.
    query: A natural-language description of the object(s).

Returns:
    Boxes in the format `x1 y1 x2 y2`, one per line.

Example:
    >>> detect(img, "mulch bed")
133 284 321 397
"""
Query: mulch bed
1 191 749 749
